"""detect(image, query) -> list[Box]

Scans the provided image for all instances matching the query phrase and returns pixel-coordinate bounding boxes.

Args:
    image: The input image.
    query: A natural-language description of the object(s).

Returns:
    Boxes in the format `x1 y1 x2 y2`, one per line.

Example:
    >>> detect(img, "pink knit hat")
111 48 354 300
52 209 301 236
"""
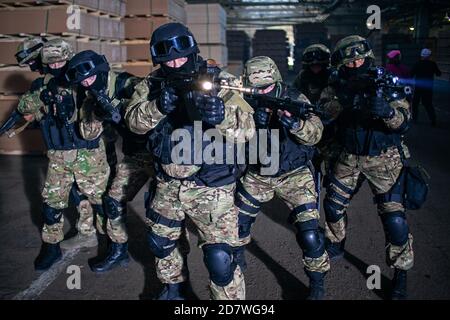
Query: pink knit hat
387 50 401 59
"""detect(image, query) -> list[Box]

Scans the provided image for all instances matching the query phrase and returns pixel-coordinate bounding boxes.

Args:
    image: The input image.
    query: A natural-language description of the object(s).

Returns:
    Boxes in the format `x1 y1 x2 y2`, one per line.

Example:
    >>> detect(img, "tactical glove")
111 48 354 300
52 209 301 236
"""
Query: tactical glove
254 108 270 128
197 95 225 126
371 95 395 119
157 87 178 115
90 89 121 123
39 89 56 106
279 112 301 131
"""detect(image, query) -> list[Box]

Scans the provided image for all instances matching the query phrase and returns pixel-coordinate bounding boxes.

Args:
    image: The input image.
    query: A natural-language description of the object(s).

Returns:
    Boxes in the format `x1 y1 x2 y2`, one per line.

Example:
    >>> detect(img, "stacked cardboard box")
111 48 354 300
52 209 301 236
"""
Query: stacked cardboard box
0 0 126 154
252 30 289 78
123 0 187 77
293 23 330 73
0 0 126 17
186 3 228 68
227 30 251 62
225 30 250 77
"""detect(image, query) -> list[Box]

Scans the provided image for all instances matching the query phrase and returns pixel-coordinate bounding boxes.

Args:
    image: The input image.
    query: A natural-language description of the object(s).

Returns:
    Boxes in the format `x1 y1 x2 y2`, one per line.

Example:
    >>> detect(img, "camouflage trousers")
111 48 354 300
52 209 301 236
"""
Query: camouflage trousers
324 146 414 270
147 178 245 300
41 144 110 244
236 166 330 274
69 186 95 236
317 139 343 175
105 153 154 243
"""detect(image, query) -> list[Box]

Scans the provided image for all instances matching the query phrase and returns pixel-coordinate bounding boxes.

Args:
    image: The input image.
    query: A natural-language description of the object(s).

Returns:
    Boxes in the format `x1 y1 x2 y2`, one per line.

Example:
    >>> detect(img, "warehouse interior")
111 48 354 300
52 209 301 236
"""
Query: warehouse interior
0 0 450 300
0 0 449 154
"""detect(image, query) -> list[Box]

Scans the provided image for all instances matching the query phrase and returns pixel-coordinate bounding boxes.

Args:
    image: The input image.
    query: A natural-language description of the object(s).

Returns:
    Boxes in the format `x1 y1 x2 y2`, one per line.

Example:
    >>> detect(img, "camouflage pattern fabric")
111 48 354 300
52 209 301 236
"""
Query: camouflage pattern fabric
325 146 414 270
236 167 330 273
125 71 255 144
147 178 244 299
41 38 74 64
76 198 95 236
210 266 246 300
16 37 45 65
243 56 283 87
107 154 154 243
41 142 110 244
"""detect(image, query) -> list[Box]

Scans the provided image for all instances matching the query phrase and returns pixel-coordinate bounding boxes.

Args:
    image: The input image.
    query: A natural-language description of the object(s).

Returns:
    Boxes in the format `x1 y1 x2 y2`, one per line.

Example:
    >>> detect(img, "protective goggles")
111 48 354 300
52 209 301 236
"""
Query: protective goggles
302 50 330 63
335 40 371 61
15 43 44 63
65 55 107 83
151 35 196 57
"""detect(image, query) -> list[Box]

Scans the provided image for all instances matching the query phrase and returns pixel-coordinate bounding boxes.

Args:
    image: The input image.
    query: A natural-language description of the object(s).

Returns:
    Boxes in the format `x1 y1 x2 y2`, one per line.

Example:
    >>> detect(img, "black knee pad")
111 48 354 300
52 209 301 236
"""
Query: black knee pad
323 197 345 223
238 213 256 239
43 204 63 225
381 212 409 246
147 231 177 259
103 195 126 220
202 243 237 287
295 220 325 259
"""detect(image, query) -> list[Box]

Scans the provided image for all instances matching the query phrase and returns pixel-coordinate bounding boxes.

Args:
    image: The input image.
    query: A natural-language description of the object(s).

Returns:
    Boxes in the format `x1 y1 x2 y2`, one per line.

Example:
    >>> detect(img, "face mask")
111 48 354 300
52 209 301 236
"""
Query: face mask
340 59 372 79
161 53 199 78
48 63 68 79
28 58 45 74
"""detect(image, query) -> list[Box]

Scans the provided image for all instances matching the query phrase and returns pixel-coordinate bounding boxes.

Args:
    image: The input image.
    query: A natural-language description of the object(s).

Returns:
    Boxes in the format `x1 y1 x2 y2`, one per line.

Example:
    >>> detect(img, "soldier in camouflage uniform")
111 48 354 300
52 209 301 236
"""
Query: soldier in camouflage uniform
320 35 413 299
294 44 331 105
0 37 47 136
65 50 154 272
293 44 342 176
17 39 110 271
234 56 329 300
125 23 255 300
0 38 100 250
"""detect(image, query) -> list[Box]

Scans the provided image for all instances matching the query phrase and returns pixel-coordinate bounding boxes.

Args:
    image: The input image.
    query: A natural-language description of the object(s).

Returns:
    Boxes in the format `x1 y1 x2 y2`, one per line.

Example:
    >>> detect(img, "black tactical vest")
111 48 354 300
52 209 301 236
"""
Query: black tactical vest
247 83 315 177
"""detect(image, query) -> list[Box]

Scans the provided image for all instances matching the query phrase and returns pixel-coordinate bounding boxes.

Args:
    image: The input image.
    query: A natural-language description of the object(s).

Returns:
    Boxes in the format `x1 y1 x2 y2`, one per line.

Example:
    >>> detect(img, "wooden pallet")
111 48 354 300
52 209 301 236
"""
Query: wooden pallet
0 0 124 18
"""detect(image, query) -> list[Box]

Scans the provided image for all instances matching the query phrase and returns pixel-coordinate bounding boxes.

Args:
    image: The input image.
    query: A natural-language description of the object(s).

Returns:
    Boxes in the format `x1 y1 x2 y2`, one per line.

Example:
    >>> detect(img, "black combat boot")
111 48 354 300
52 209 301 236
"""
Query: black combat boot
391 269 407 300
305 270 325 300
34 242 62 271
156 282 190 300
89 242 129 273
325 238 345 261
232 246 247 271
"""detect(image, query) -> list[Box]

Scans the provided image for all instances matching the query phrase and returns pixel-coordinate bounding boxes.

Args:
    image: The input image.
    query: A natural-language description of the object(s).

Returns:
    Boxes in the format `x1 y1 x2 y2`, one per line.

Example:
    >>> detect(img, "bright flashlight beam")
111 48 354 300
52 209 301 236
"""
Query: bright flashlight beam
202 81 213 91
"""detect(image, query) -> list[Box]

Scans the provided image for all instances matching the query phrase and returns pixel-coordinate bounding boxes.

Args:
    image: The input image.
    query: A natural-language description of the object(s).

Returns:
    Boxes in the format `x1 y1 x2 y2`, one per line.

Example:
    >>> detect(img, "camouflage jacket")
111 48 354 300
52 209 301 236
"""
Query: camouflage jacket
125 69 256 144
79 70 143 146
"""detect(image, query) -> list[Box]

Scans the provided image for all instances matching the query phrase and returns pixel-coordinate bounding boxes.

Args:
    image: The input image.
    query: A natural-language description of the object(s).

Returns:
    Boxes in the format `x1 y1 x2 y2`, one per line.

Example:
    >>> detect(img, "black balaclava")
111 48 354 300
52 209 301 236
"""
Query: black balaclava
48 62 69 79
160 53 199 78
306 64 330 84
339 58 372 80
28 56 46 74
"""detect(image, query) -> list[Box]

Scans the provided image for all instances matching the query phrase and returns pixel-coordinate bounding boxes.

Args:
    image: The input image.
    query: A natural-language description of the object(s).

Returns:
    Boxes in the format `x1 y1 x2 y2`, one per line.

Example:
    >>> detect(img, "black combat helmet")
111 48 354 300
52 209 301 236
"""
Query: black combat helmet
150 22 199 66
65 50 110 84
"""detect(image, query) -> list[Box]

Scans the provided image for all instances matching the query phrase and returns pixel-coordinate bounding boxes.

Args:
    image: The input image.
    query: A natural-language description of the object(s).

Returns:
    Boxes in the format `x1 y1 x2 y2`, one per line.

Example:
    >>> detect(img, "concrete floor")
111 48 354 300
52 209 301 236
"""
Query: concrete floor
0 81 449 300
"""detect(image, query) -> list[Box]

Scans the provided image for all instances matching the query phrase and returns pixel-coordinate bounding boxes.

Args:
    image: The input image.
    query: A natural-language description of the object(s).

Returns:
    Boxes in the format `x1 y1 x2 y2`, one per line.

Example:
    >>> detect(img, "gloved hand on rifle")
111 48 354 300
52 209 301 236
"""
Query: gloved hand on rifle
39 89 56 106
54 90 75 122
157 87 178 115
278 110 301 131
90 89 121 124
371 95 395 119
196 95 225 126
254 107 270 128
